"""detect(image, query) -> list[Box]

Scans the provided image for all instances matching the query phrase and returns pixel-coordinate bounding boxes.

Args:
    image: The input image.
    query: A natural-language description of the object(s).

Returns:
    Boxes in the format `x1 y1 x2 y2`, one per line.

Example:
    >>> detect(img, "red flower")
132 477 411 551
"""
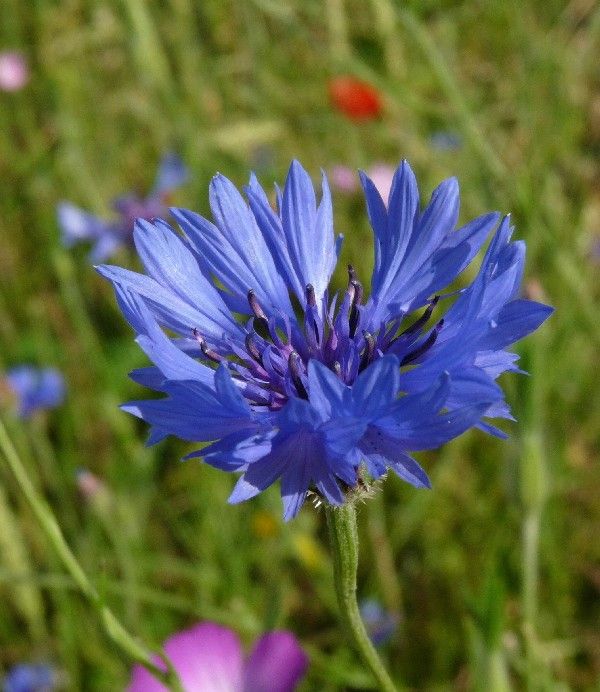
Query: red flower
328 76 382 120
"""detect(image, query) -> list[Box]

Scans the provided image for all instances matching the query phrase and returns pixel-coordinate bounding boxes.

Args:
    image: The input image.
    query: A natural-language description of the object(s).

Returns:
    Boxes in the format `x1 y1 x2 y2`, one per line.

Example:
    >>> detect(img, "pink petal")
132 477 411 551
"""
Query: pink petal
128 658 168 692
243 631 309 692
330 165 359 194
128 623 244 692
0 52 29 91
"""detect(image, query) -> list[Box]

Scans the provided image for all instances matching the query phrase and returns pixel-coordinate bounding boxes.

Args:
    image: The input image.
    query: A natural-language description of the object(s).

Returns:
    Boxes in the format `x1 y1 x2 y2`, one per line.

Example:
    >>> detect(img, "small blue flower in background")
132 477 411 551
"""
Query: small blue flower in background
429 131 462 151
3 663 55 692
4 366 65 419
98 159 552 520
57 153 188 262
360 600 399 646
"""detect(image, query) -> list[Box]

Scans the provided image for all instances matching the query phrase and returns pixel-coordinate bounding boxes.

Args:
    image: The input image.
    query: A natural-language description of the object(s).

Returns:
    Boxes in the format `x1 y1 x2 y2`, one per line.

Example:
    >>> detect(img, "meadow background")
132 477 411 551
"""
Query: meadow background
1 0 599 689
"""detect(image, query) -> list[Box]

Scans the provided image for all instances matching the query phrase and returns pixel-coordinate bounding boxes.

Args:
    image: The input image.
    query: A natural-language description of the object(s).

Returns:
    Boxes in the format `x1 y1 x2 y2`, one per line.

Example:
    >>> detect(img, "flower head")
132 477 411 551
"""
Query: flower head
360 599 399 646
3 663 55 692
57 153 188 262
329 76 382 120
3 366 65 419
98 159 552 520
128 622 308 692
0 51 29 91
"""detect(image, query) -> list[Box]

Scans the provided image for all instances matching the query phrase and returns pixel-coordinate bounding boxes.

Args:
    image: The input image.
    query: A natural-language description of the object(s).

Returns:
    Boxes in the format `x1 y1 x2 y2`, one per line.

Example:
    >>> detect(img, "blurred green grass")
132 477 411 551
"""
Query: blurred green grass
0 0 599 689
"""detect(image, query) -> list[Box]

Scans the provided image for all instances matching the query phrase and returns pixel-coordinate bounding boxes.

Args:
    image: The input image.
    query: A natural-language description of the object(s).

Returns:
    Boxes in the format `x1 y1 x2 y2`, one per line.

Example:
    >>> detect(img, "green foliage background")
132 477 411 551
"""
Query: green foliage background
0 0 598 689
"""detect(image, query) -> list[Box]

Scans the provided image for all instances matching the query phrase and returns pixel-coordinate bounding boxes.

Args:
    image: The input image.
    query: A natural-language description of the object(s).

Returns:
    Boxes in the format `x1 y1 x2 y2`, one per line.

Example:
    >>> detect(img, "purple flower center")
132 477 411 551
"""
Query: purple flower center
114 195 167 236
192 265 442 411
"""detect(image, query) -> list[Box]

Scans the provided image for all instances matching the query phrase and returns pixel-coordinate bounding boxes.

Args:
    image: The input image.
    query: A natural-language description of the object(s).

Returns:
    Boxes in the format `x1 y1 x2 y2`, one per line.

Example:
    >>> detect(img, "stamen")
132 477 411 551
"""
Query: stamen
401 296 440 337
332 361 342 378
288 351 308 399
305 284 320 345
359 331 376 372
245 333 263 365
347 264 357 283
247 289 266 319
247 289 269 333
192 328 223 363
349 279 363 338
400 319 444 366
345 279 356 307
351 279 363 304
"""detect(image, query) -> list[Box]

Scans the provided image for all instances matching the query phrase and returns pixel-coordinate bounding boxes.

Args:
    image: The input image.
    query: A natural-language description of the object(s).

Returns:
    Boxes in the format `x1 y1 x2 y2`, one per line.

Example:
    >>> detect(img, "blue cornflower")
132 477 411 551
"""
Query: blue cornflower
57 153 188 262
3 663 55 692
98 160 552 520
4 366 65 419
360 600 399 646
429 131 462 151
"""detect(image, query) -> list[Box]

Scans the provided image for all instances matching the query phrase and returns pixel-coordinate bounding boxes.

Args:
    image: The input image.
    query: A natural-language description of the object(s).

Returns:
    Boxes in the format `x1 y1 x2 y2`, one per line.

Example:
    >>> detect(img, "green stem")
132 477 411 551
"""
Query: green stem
325 503 398 692
520 429 546 691
0 417 182 691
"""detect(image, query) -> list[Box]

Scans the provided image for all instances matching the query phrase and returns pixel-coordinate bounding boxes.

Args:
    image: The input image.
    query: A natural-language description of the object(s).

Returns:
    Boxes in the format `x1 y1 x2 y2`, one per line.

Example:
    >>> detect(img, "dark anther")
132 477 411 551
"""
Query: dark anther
400 319 444 366
245 333 263 365
288 351 308 399
332 361 342 377
247 289 269 333
247 289 267 320
349 279 363 338
306 284 317 307
305 284 320 343
359 331 376 372
351 279 363 305
192 328 223 363
402 296 440 337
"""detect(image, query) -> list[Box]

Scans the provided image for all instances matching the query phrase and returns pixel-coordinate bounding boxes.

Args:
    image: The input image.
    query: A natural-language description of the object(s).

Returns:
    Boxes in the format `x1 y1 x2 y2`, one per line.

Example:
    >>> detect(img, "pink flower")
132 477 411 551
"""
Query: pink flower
330 165 359 194
0 52 29 92
330 163 395 206
129 622 309 692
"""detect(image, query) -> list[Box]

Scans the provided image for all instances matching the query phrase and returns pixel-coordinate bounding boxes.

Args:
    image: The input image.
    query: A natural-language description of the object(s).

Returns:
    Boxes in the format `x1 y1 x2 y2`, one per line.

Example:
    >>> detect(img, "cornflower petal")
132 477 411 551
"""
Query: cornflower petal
97 262 238 347
244 175 305 302
281 161 337 304
361 161 499 327
351 355 401 419
111 285 215 383
364 160 419 298
171 175 293 317
121 380 253 443
480 299 554 350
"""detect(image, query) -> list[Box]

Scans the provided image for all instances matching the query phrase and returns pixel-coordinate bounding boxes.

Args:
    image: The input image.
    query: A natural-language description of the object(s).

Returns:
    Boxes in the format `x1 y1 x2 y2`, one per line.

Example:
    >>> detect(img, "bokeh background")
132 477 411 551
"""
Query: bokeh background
1 0 599 689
